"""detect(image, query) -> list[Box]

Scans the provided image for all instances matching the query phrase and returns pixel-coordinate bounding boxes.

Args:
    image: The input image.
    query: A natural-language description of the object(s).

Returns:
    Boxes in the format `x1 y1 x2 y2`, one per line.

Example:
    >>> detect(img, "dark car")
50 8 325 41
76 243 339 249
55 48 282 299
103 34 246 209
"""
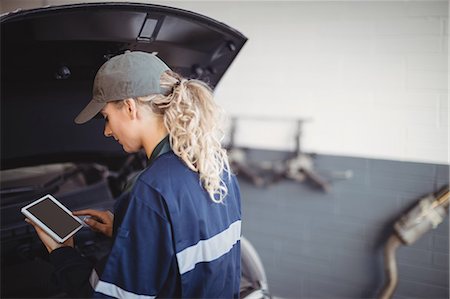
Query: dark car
1 2 269 298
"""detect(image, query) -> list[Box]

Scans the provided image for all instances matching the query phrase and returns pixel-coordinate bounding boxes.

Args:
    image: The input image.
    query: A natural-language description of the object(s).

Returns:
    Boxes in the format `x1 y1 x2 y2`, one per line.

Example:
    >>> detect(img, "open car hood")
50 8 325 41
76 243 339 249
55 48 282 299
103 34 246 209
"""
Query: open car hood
1 2 247 169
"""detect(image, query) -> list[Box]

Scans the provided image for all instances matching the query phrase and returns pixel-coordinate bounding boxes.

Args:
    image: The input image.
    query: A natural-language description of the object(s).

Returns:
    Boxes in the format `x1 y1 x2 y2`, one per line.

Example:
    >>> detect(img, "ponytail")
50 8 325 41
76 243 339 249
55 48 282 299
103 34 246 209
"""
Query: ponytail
135 70 231 203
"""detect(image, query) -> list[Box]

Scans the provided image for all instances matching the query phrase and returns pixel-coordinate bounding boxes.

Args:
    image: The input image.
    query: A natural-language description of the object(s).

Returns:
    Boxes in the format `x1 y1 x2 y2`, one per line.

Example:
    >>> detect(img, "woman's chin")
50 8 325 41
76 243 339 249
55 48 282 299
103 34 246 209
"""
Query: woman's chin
122 145 138 154
122 145 131 153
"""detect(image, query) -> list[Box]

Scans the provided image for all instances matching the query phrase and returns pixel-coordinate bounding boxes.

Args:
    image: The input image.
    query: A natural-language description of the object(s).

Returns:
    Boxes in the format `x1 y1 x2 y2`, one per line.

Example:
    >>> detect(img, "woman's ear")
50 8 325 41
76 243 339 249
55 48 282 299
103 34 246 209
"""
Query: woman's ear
123 98 138 120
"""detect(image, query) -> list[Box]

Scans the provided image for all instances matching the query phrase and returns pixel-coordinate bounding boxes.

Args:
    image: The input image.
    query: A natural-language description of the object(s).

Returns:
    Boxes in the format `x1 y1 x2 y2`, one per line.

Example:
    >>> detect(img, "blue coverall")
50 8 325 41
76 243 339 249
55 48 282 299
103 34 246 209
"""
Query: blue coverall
50 136 242 298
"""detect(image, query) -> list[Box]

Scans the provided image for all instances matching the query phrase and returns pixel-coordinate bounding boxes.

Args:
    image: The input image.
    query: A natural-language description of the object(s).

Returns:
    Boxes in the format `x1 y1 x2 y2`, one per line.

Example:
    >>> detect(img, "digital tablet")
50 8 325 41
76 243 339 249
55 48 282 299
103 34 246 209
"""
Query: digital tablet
21 194 84 243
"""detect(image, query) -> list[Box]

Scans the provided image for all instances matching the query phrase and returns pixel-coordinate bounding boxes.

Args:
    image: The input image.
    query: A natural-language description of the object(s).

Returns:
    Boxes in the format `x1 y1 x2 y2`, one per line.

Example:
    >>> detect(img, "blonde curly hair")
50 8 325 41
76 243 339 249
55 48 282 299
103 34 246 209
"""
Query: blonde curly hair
134 70 231 203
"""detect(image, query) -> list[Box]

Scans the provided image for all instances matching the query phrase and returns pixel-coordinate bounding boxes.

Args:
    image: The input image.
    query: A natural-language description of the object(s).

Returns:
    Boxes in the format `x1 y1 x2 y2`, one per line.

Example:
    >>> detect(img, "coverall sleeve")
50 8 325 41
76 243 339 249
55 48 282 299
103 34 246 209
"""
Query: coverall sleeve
49 246 94 298
92 190 176 298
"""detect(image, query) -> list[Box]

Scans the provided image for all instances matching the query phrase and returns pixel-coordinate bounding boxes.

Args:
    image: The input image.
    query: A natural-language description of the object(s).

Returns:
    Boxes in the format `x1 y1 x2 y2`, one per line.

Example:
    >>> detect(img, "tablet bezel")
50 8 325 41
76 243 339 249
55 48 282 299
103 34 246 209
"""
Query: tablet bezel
21 194 84 243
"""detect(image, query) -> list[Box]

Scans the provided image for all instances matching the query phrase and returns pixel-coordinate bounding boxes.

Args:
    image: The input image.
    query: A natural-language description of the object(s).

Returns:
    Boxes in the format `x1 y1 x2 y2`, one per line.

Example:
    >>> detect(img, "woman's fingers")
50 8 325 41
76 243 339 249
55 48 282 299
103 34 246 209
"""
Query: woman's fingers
73 209 105 219
86 219 113 237
24 218 71 253
24 218 37 231
84 218 106 231
73 209 97 216
25 218 45 234
73 209 114 238
73 209 113 224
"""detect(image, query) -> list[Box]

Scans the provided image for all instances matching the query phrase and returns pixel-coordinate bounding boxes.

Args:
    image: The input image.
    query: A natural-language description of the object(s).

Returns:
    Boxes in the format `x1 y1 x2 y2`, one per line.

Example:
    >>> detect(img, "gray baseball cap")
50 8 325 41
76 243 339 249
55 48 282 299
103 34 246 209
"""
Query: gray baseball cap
75 51 171 124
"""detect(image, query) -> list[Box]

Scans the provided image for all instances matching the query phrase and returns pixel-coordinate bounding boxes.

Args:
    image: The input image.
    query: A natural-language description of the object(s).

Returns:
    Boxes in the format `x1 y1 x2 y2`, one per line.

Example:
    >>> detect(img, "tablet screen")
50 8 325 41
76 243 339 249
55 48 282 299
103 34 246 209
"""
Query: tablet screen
26 197 81 239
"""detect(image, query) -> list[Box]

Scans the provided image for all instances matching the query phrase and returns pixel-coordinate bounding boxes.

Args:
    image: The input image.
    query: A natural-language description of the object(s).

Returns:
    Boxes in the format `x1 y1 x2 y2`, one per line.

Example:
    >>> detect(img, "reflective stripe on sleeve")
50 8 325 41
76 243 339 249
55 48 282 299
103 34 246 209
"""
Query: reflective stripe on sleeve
89 269 99 289
95 280 156 299
176 220 241 275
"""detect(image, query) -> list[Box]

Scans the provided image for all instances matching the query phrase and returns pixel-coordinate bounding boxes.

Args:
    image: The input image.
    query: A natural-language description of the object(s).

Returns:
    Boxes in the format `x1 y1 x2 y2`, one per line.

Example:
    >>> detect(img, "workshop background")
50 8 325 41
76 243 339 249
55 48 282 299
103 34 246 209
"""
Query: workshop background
1 1 448 298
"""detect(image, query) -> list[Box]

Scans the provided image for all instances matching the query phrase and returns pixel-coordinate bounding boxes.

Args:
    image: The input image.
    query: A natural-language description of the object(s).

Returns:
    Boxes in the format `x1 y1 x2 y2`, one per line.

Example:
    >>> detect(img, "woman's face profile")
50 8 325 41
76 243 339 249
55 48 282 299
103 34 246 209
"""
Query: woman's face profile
101 101 141 153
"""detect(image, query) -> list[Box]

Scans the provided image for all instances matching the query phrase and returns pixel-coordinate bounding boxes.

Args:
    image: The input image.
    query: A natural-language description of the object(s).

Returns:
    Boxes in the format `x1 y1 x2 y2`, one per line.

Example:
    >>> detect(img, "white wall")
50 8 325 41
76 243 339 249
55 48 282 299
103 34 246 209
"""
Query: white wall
2 0 449 164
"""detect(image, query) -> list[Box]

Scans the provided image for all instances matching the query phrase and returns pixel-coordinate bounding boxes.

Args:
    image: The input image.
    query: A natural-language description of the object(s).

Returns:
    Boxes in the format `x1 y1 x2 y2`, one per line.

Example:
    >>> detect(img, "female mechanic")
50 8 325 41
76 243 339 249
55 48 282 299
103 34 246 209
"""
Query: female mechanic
25 51 242 298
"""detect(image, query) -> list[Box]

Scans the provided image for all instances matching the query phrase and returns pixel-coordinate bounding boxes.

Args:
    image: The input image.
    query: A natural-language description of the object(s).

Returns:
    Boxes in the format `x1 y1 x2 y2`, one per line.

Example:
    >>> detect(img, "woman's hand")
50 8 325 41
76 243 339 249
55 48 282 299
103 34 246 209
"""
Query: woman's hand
25 218 74 253
73 209 114 238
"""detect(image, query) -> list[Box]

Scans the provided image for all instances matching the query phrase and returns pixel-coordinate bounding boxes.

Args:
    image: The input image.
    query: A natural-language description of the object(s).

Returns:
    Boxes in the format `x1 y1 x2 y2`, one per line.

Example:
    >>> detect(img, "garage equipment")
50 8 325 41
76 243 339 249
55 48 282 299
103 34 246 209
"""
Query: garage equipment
227 117 331 192
378 185 449 299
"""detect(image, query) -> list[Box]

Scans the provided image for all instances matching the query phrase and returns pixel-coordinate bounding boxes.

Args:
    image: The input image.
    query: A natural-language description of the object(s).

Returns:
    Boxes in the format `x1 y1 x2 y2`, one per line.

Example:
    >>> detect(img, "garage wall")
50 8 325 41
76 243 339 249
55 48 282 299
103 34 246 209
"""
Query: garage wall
240 151 449 298
178 1 449 166
1 0 448 165
168 1 448 166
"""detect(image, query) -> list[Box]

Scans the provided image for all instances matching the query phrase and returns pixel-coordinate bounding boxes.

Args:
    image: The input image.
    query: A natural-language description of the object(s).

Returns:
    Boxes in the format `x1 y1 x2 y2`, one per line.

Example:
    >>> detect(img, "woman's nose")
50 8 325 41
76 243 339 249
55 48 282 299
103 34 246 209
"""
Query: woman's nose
104 123 112 137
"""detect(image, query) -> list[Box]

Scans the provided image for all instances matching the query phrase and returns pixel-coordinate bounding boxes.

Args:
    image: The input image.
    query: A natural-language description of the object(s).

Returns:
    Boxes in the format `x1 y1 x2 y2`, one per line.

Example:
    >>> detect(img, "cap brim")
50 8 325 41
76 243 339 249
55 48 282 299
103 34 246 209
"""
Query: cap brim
74 100 106 124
